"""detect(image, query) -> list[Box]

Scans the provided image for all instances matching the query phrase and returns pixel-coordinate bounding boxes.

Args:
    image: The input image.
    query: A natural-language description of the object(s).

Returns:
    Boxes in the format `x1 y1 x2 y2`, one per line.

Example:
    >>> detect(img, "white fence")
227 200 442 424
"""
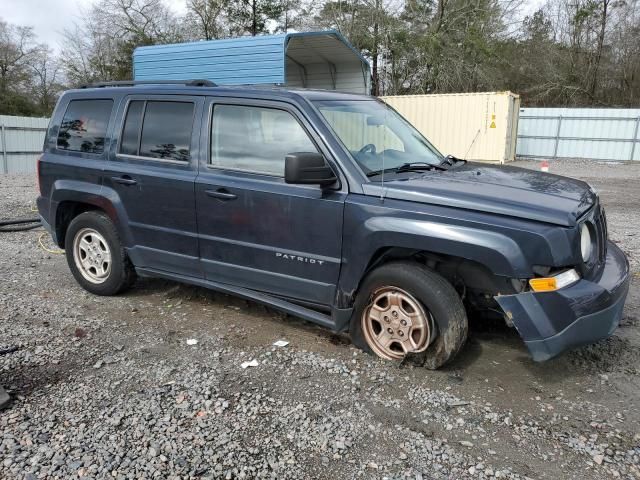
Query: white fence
517 108 640 162
0 115 49 174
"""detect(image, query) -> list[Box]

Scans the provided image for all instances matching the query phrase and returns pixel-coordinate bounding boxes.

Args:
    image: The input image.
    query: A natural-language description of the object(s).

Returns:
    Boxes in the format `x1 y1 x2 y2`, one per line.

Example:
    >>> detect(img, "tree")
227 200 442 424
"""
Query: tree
522 0 632 106
0 21 37 95
310 0 400 95
185 0 230 40
60 0 183 85
226 0 286 36
60 19 121 85
275 0 304 32
4 0 640 114
0 20 44 115
607 1 640 105
28 47 63 115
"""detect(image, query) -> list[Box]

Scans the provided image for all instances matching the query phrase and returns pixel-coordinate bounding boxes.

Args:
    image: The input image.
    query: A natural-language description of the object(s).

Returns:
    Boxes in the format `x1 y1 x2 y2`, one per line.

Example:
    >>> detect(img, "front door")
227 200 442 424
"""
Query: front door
195 98 346 306
103 95 204 277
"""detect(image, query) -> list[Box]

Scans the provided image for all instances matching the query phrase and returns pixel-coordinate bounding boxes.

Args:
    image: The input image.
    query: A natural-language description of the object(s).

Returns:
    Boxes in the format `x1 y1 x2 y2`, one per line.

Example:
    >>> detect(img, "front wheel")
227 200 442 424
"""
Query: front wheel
350 261 468 369
65 211 136 295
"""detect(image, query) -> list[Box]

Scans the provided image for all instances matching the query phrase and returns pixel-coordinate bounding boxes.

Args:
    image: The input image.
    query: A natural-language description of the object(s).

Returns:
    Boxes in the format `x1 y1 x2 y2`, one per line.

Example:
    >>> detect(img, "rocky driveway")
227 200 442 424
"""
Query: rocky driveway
1 158 639 479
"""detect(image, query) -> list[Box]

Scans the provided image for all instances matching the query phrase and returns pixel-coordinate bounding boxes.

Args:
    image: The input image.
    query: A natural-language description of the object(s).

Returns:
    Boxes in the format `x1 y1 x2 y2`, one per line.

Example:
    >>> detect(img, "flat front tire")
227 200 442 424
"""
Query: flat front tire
350 261 468 369
65 211 136 295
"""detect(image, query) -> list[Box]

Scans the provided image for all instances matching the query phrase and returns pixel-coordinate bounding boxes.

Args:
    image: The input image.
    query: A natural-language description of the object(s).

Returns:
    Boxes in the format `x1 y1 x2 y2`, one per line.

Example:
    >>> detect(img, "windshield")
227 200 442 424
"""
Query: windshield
313 99 443 177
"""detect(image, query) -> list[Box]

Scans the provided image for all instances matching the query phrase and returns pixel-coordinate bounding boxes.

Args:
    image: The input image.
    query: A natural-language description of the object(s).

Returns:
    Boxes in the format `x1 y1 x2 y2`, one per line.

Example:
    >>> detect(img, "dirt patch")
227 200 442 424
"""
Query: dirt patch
567 336 640 373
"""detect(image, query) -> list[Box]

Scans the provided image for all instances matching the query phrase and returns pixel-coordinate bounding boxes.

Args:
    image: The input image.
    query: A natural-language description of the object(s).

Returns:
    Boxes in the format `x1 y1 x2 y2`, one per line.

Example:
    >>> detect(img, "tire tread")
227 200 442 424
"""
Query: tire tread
64 211 136 296
350 261 468 369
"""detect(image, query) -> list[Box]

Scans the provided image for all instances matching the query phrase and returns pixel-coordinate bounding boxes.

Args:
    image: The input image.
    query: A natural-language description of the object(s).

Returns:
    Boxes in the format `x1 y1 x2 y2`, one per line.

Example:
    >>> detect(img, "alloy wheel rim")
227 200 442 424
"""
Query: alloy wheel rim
73 228 112 284
361 286 434 360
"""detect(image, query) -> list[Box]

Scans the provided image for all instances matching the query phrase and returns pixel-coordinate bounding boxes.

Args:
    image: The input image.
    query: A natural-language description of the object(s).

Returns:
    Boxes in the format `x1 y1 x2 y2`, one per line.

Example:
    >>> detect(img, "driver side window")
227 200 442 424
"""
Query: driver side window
211 104 318 176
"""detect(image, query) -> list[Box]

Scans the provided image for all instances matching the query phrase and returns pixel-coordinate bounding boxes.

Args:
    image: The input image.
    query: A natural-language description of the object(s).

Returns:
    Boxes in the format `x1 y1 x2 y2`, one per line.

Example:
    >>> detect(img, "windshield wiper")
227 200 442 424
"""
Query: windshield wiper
366 162 445 177
366 166 400 177
396 161 449 173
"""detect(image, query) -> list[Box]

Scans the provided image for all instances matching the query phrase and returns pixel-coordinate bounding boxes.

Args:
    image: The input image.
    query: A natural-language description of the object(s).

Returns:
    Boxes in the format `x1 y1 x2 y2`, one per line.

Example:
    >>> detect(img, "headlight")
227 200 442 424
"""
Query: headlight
580 223 593 262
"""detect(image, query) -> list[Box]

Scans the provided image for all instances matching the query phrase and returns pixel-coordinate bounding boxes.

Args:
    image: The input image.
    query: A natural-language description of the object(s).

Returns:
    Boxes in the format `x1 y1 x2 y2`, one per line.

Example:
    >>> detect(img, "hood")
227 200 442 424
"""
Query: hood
363 163 596 226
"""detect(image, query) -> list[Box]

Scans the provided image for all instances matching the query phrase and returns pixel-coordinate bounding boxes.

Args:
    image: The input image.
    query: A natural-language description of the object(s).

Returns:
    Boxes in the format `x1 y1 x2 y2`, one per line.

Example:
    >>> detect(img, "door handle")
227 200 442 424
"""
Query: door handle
205 189 237 200
111 176 137 186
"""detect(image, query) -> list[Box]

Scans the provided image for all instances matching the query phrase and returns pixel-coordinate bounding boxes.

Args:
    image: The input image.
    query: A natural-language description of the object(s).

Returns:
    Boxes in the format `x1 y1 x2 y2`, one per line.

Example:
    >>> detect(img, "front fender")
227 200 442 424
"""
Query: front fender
337 198 533 309
49 180 133 247
363 216 527 274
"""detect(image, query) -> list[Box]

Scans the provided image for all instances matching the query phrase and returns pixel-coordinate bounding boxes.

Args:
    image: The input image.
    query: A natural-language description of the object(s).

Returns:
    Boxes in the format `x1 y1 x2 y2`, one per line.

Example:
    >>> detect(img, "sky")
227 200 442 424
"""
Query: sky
3 0 188 50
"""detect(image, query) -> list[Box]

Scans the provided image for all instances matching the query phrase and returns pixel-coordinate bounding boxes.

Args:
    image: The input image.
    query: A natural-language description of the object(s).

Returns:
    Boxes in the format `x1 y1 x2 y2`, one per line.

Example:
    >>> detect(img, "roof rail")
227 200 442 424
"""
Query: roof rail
80 79 217 89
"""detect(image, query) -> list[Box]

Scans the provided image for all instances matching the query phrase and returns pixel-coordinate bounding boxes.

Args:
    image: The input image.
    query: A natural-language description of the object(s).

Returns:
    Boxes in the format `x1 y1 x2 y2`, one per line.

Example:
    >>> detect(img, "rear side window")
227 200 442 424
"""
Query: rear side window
57 99 113 154
119 100 194 162
211 104 318 176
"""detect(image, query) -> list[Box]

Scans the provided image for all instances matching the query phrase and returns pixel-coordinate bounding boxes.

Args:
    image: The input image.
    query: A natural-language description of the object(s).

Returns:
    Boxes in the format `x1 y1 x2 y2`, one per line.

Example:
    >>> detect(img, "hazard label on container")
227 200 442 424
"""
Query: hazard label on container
490 114 496 129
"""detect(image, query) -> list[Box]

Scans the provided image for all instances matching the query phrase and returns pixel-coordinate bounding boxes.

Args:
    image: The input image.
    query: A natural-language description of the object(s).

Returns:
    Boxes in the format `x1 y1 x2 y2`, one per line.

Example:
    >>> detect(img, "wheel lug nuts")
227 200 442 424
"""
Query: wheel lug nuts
387 328 393 334
383 316 389 322
392 311 398 318
398 331 404 336
400 319 407 326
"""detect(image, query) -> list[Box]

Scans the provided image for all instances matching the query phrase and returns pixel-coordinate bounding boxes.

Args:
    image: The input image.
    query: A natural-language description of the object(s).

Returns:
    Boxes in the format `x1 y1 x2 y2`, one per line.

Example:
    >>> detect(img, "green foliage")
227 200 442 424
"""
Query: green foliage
0 20 62 116
0 91 39 116
310 0 640 105
226 0 286 36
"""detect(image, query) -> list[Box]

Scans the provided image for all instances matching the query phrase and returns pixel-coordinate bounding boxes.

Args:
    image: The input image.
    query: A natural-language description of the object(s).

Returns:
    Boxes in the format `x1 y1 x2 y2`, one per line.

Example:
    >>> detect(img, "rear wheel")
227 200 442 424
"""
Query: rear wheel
350 261 468 369
65 211 136 295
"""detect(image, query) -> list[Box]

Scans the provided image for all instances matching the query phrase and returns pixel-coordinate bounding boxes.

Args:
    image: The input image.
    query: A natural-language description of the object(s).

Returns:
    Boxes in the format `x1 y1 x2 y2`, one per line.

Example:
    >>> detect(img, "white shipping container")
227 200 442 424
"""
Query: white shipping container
381 92 520 164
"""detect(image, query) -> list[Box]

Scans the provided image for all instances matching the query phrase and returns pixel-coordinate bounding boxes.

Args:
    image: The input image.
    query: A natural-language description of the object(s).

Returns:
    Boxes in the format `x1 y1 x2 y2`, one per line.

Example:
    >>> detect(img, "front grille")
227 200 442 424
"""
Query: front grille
580 204 608 280
593 207 608 264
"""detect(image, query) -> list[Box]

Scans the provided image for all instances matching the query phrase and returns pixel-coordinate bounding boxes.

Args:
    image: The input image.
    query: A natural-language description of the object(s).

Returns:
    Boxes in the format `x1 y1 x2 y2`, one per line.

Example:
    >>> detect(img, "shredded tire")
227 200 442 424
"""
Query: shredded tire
350 261 468 369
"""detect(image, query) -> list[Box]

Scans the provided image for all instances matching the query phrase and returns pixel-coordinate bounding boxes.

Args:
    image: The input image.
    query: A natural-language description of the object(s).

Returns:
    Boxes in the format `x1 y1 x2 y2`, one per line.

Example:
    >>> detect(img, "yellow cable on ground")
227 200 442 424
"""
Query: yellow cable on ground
38 232 64 255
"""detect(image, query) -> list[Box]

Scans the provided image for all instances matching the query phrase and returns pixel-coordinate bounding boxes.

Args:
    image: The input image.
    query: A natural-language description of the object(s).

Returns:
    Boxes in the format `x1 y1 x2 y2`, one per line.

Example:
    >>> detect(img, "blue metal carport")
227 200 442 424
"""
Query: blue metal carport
133 31 371 94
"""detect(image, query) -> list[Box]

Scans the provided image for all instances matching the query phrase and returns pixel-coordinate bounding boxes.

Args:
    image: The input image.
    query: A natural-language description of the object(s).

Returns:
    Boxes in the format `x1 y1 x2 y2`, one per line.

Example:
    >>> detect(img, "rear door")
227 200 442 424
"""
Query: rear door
103 95 204 277
195 98 346 306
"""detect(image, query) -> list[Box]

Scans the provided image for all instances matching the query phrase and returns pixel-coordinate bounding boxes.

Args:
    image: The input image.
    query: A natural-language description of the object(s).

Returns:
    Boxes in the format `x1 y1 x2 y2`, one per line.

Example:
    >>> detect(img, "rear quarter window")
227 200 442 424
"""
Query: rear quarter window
57 99 113 154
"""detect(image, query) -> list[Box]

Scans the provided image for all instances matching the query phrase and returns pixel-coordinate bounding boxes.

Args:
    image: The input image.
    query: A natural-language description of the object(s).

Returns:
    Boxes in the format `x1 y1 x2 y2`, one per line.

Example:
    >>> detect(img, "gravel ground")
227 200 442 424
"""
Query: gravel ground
1 158 639 479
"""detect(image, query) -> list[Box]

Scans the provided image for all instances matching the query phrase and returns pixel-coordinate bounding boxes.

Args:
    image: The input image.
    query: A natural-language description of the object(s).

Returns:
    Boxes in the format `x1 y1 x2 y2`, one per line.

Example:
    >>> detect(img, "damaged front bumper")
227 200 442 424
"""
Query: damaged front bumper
495 241 630 362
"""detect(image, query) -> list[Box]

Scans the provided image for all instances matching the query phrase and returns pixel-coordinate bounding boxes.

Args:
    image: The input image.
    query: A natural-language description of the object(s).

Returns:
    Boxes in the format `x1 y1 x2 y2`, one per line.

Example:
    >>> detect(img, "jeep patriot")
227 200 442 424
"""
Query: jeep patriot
36 81 630 368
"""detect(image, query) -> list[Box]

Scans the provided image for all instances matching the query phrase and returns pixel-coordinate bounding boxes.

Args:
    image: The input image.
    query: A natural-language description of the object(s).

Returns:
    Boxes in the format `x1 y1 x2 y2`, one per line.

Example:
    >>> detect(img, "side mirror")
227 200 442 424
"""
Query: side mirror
284 152 337 186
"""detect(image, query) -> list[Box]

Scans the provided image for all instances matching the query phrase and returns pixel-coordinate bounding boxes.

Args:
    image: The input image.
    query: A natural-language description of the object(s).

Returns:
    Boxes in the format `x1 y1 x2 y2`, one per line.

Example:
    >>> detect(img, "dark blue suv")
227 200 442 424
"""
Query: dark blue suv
37 81 630 368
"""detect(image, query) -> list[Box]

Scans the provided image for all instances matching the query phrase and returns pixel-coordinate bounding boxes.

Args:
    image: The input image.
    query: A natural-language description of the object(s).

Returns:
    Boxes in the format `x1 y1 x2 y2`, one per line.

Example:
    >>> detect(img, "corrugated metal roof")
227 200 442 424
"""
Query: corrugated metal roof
133 31 371 94
135 34 286 85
